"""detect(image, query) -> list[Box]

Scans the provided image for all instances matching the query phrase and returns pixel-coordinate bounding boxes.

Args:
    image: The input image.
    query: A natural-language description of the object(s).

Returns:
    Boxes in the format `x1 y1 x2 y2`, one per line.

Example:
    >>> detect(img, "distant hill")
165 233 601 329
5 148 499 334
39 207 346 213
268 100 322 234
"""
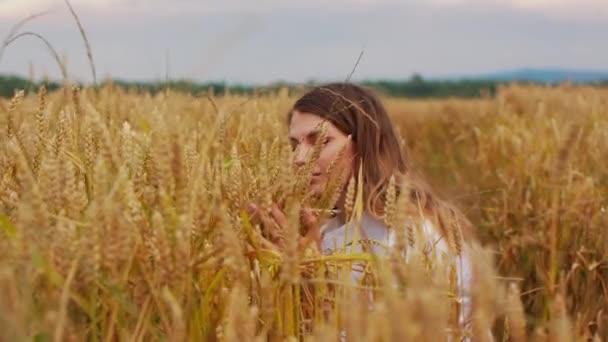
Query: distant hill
466 68 608 84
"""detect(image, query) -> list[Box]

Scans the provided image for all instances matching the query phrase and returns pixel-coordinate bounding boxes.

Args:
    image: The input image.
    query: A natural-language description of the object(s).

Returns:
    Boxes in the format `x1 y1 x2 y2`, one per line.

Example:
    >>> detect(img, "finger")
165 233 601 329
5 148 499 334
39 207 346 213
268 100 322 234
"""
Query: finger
270 203 289 230
259 211 278 234
247 203 261 225
251 228 280 252
247 203 258 215
253 210 283 246
245 243 256 257
301 208 321 241
300 208 318 229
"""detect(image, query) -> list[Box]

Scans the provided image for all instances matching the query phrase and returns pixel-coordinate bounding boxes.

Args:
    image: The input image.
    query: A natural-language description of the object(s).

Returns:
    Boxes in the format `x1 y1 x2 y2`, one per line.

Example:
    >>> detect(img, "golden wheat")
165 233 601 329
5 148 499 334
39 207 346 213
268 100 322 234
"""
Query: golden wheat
0 83 605 341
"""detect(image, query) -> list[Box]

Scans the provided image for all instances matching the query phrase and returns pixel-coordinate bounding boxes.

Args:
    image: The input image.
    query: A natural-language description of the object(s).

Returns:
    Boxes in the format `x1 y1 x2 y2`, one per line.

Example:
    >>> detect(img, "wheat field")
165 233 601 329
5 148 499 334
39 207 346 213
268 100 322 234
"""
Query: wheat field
0 83 606 341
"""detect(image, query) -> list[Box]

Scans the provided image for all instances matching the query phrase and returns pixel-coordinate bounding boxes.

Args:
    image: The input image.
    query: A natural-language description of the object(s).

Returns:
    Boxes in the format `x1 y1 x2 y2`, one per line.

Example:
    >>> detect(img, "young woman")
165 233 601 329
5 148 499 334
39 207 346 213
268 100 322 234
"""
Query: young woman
250 82 474 337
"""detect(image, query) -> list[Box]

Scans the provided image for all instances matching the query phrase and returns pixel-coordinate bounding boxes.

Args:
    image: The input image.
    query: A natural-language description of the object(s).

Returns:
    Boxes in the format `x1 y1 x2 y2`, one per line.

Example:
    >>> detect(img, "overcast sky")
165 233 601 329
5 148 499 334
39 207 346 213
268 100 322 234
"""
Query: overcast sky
0 0 607 84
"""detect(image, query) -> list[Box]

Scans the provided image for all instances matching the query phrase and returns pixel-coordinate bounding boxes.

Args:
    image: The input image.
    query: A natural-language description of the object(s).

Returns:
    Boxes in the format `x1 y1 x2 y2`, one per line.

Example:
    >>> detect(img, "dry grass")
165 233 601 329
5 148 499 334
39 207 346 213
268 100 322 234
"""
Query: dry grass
0 83 606 341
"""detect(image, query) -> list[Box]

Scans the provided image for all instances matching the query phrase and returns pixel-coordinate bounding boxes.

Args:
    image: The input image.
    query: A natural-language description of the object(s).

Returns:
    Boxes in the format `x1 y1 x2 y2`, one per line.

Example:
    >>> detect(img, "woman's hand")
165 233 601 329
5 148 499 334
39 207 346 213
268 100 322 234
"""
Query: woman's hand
247 202 322 253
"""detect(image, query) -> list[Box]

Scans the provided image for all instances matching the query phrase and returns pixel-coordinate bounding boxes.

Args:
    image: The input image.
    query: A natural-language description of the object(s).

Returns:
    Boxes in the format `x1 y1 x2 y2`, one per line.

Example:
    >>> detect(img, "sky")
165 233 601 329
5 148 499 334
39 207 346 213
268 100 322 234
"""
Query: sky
0 0 607 84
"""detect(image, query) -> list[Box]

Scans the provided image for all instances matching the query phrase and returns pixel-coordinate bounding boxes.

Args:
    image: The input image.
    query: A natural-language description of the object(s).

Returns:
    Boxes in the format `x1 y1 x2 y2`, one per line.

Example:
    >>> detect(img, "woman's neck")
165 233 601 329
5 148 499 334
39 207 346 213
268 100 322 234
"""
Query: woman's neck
334 190 348 224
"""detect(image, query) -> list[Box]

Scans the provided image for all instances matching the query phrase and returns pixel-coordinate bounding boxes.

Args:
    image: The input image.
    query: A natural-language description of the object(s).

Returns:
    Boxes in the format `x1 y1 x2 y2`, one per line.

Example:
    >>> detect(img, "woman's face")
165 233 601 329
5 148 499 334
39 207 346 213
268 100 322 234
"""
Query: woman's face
288 110 355 197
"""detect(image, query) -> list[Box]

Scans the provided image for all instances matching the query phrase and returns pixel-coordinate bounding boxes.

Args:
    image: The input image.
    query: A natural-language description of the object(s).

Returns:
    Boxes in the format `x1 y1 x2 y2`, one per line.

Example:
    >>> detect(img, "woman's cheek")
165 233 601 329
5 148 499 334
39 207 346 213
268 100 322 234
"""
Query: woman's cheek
318 149 334 172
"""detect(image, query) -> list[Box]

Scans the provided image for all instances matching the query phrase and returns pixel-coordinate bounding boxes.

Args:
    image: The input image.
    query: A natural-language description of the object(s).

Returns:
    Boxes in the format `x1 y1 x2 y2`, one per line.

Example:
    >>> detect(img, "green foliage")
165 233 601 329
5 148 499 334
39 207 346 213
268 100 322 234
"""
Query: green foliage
0 73 520 99
0 75 60 97
362 78 498 98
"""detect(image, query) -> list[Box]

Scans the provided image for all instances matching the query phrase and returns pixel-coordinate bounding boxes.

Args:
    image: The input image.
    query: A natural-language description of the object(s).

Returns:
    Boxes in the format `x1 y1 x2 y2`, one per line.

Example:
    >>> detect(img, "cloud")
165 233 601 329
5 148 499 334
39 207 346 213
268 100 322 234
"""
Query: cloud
0 0 398 18
2 0 607 19
430 0 608 19
509 0 608 18
0 0 606 84
0 0 121 16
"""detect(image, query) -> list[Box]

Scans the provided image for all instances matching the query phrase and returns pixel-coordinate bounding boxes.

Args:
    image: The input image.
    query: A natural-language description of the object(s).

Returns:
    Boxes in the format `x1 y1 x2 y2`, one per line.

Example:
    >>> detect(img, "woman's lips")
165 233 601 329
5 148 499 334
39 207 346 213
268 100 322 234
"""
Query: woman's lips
310 173 322 183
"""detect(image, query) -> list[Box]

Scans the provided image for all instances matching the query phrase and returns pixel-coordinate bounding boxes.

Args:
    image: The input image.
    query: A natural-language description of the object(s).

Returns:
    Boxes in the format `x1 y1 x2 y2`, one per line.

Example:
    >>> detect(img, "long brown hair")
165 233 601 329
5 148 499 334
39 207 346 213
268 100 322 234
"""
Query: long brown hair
288 82 473 248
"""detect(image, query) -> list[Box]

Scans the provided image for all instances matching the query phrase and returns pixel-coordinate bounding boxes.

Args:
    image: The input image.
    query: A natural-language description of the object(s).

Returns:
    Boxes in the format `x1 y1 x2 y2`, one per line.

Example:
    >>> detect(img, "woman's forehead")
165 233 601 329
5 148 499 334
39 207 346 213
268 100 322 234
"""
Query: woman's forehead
289 110 339 138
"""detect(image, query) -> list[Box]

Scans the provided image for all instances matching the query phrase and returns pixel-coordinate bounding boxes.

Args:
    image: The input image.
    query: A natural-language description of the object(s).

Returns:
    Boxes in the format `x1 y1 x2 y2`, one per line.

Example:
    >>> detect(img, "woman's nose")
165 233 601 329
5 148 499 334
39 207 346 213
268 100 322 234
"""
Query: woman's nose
294 145 310 168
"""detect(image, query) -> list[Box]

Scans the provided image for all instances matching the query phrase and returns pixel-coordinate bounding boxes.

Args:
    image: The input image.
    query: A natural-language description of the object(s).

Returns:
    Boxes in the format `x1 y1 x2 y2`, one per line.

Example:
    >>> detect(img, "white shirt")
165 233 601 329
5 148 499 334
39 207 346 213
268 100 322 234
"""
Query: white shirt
320 211 473 338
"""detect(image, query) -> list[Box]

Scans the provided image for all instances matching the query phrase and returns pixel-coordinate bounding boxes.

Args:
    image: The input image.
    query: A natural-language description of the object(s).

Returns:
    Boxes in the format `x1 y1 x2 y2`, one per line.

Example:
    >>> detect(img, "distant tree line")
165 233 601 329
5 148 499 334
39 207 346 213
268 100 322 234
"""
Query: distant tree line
0 75 257 98
2 73 607 99
361 74 499 98
0 75 62 97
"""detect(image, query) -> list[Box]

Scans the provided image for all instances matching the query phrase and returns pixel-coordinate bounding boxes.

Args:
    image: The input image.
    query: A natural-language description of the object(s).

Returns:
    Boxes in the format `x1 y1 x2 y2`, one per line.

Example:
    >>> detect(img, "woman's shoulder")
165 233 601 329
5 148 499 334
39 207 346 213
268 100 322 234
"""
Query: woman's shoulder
420 218 450 254
385 217 457 260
